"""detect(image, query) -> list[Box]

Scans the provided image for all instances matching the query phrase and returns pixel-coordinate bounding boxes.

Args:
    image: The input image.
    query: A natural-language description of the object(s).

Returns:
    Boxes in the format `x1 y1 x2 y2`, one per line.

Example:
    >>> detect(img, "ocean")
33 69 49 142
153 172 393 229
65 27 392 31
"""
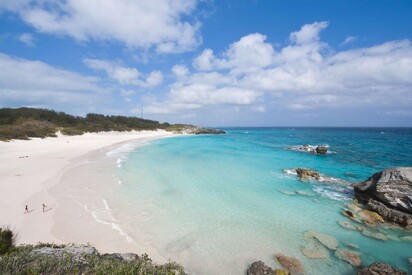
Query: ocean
88 128 412 274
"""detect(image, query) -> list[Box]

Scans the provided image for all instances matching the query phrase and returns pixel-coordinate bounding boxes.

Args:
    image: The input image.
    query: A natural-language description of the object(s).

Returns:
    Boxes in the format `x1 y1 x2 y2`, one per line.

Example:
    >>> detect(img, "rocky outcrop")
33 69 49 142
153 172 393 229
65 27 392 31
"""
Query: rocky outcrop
315 146 328 154
32 244 99 262
176 126 226 135
288 145 329 155
247 261 276 275
358 262 407 275
296 168 321 181
247 261 290 275
354 167 412 227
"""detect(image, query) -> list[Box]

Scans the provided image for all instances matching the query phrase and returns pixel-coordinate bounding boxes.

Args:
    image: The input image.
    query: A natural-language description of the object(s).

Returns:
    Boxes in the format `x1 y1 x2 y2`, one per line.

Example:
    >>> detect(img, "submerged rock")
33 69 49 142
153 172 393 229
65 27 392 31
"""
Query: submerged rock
296 168 321 181
296 190 315 197
305 230 338 250
274 254 304 274
358 262 407 275
361 229 388 241
359 209 385 223
338 221 363 231
400 236 412 243
354 167 412 227
300 246 329 259
247 261 276 275
334 249 362 267
279 190 296 196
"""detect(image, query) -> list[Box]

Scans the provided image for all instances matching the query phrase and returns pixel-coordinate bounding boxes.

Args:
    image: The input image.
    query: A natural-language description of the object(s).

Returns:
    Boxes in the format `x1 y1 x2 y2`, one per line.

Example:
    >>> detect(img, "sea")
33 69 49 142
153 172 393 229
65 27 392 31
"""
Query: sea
77 128 412 274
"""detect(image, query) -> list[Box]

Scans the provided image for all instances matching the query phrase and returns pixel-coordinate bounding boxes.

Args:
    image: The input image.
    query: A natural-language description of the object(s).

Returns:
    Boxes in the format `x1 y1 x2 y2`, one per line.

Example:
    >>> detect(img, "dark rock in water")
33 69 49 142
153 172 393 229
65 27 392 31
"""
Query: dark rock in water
247 261 276 275
358 262 407 275
354 167 412 227
315 146 328 154
296 168 320 181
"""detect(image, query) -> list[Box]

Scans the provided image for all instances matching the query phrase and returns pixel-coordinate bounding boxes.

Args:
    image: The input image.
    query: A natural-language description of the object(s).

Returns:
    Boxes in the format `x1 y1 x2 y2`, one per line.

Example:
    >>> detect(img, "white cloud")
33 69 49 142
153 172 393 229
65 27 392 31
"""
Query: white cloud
0 53 105 109
289 21 328 45
0 0 201 53
172 64 189 78
18 33 35 46
83 58 163 87
147 22 412 115
146 71 163 87
193 33 275 72
340 36 357 46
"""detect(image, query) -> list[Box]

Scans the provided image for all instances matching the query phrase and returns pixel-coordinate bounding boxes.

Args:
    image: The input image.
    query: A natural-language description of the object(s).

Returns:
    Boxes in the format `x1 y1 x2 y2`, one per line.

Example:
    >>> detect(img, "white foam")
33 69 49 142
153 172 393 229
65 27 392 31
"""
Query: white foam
283 169 297 175
75 199 133 243
116 157 124 168
313 186 351 201
106 143 135 157
287 144 336 154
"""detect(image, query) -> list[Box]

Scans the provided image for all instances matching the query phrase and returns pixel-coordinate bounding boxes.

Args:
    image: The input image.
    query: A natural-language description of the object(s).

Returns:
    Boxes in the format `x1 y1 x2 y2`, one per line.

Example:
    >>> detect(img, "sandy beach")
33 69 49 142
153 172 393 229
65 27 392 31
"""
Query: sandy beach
0 130 174 247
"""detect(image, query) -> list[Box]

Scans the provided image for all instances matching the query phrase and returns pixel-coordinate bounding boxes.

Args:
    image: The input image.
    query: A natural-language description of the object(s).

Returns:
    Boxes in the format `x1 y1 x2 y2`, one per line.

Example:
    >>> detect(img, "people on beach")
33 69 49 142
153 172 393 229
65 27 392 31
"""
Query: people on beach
42 203 47 212
24 205 29 214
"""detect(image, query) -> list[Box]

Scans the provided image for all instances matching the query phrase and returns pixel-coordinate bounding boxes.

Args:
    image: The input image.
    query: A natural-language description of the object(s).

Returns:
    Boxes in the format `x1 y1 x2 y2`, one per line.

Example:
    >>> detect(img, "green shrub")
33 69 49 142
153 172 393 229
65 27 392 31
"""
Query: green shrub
0 227 14 254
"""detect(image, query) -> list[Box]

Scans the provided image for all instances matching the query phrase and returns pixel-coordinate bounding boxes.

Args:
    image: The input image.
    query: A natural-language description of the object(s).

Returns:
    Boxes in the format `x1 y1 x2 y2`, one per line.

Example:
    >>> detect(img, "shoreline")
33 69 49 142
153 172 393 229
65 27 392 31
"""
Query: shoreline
0 130 175 247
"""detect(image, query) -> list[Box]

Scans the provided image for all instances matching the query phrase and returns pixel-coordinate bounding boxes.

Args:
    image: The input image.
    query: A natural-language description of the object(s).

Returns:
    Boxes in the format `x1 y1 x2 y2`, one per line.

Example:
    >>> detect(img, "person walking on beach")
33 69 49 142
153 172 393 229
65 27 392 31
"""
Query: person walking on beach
24 205 29 214
42 204 47 212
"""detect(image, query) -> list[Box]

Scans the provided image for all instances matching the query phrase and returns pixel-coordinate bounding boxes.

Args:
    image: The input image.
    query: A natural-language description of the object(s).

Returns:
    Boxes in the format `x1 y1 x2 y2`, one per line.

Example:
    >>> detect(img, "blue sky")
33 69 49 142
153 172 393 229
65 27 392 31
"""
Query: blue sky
0 0 411 127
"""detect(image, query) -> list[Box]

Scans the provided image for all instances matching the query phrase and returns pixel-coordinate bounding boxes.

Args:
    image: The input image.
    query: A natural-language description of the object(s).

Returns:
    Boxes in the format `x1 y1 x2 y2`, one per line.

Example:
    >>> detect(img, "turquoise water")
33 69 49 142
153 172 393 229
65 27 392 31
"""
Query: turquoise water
117 128 412 274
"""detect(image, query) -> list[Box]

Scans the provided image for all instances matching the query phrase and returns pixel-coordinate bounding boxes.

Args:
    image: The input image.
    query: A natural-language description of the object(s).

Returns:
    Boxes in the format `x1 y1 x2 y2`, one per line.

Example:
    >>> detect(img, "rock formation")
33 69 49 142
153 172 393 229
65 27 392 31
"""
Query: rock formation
274 254 304 274
247 261 290 275
354 167 412 227
176 126 226 135
288 145 329 155
315 146 328 154
296 168 321 181
247 261 276 275
358 262 407 275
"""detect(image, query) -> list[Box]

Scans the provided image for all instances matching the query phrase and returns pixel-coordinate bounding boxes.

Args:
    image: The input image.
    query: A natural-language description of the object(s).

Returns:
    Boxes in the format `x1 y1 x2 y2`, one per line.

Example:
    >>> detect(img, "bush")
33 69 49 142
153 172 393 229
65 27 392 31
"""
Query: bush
0 227 14 254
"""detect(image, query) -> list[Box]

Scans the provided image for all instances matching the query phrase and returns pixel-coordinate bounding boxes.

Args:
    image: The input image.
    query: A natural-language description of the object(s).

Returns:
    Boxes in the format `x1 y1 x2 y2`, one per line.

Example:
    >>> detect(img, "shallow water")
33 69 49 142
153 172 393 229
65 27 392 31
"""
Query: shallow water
99 128 412 274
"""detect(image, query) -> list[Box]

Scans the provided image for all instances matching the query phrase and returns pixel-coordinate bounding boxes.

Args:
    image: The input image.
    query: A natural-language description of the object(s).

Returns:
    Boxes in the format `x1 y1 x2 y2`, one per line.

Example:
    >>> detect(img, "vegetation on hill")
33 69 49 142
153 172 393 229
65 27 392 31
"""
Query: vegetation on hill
0 107 172 141
0 227 185 274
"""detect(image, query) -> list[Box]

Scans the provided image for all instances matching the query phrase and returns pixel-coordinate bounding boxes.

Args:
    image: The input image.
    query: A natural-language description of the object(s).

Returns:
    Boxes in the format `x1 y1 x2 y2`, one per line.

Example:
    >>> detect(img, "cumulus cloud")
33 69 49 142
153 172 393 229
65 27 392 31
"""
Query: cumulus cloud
172 64 190 78
83 58 163 87
289 21 328 45
0 0 201 53
146 21 412 115
193 33 275 72
0 53 104 109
